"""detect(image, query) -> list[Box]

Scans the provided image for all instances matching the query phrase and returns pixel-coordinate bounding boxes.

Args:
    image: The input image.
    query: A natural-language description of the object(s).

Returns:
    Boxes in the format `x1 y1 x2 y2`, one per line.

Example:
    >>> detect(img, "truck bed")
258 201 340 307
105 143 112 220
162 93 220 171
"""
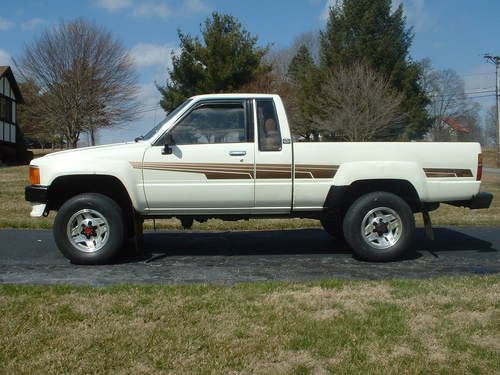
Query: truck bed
292 142 481 210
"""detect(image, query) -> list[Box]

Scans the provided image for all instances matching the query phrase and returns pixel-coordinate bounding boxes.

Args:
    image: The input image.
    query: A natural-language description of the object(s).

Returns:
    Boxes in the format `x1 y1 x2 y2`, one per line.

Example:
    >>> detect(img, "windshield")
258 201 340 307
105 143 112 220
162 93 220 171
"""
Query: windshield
137 99 193 141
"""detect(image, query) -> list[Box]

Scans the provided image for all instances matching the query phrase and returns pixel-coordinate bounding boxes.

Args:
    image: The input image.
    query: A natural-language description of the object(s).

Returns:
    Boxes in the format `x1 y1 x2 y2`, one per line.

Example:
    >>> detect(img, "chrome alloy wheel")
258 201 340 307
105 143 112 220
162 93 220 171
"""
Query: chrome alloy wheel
361 207 402 250
66 209 110 253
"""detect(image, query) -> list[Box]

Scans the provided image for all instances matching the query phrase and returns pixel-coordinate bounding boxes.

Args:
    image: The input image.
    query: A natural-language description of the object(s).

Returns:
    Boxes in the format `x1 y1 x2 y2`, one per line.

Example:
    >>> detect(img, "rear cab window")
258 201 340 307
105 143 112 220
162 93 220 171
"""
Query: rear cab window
256 99 282 152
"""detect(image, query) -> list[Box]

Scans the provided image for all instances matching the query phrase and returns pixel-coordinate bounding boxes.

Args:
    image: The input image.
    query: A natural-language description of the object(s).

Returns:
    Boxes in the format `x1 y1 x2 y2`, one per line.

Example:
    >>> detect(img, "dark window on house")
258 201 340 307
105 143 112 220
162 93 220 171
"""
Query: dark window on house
257 100 282 151
169 102 251 145
0 96 13 123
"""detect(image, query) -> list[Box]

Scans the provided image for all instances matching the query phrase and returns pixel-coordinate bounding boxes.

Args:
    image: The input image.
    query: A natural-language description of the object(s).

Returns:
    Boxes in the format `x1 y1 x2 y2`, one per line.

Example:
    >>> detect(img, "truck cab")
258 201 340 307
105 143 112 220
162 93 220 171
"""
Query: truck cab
141 94 294 213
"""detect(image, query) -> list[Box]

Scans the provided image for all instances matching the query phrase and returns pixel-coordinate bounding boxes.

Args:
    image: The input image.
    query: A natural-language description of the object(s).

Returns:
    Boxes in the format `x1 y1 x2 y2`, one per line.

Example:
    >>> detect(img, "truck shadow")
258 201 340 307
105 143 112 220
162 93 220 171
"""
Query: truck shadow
117 227 497 264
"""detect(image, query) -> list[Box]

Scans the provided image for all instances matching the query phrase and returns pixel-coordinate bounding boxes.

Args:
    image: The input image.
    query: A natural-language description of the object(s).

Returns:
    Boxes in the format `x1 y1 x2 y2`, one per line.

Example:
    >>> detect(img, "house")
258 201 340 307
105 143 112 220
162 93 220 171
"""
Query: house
441 117 470 141
424 116 470 142
0 66 29 164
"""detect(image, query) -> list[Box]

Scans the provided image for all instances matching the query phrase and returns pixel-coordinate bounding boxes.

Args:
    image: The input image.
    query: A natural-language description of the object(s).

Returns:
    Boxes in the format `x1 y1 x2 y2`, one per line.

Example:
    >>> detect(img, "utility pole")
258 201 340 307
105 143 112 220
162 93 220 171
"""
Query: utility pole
484 54 500 167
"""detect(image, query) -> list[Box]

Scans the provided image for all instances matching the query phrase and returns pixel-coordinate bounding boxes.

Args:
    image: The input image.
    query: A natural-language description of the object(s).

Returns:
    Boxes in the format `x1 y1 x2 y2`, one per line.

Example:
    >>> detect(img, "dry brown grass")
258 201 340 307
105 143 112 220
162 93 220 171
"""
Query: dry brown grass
1 164 499 229
0 276 498 374
0 165 53 229
483 148 499 168
29 148 63 156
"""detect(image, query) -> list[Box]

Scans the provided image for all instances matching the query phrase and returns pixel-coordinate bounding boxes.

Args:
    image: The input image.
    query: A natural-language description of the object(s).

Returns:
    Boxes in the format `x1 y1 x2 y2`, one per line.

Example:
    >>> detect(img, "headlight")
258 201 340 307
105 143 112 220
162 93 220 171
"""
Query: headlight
29 166 40 185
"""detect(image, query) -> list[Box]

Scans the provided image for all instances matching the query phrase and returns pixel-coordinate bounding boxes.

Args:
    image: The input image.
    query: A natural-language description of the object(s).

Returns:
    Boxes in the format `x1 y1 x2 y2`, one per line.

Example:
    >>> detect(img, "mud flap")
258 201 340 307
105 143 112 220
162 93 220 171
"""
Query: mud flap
133 217 144 252
422 211 434 240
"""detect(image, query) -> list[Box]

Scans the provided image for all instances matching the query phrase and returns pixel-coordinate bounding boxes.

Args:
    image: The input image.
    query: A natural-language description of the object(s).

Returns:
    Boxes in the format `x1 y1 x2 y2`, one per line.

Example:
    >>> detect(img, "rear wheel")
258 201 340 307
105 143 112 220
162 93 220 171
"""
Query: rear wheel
54 193 125 264
343 192 415 262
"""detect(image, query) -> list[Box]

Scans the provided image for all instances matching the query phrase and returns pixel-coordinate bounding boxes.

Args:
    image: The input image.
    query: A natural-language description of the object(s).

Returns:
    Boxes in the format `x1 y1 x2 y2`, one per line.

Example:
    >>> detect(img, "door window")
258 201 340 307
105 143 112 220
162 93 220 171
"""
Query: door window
257 100 282 151
170 102 250 145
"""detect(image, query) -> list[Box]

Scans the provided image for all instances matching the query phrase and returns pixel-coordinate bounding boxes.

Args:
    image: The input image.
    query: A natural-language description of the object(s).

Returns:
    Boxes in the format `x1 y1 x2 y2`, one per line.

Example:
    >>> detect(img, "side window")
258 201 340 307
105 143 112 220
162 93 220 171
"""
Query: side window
0 96 12 123
170 102 249 145
257 100 282 152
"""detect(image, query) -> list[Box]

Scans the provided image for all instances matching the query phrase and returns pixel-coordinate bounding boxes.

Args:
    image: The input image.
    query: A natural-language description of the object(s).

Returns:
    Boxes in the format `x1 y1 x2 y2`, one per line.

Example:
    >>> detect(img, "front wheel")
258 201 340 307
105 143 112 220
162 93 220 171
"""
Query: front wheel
343 192 415 262
54 193 125 265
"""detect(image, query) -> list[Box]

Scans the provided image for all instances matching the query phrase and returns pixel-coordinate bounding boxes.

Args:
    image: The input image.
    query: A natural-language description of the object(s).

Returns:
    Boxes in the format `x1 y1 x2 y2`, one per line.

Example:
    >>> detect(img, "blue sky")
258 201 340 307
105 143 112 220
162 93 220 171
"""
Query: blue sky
0 0 498 144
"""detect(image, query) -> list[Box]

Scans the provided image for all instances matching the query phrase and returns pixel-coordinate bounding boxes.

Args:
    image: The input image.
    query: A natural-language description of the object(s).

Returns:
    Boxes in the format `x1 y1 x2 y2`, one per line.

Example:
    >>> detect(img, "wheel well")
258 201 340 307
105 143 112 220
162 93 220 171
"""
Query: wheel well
47 175 135 233
324 179 422 214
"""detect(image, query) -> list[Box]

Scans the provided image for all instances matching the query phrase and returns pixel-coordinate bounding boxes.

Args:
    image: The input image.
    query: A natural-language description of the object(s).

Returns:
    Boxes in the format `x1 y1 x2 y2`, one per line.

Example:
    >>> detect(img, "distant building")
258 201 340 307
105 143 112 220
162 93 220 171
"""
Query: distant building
424 116 470 142
0 66 27 163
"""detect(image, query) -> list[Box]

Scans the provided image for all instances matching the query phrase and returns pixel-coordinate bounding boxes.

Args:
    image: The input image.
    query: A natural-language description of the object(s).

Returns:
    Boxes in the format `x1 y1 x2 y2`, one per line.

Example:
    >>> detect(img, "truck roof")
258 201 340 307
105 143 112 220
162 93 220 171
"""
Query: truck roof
190 93 278 100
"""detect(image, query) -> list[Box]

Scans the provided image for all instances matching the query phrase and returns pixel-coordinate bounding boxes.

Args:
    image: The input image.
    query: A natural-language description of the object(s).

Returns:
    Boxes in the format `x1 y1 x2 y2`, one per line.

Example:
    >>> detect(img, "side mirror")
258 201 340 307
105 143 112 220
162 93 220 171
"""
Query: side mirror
163 133 175 155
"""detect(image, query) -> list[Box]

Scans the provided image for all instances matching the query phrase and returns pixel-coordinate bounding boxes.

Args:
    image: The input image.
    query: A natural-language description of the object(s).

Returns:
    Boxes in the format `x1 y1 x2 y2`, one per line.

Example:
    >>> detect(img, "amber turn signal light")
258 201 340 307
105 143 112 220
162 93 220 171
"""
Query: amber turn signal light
29 166 40 185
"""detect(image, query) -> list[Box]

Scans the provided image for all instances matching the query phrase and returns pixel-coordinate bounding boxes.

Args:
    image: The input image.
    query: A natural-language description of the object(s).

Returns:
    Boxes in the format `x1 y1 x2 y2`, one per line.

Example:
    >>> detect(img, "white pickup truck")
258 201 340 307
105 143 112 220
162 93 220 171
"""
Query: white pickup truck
25 94 492 264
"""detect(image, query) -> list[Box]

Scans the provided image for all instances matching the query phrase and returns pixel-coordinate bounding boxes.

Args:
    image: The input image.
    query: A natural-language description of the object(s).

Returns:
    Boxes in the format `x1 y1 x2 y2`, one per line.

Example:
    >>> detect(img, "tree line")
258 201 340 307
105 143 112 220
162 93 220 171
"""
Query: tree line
15 0 496 148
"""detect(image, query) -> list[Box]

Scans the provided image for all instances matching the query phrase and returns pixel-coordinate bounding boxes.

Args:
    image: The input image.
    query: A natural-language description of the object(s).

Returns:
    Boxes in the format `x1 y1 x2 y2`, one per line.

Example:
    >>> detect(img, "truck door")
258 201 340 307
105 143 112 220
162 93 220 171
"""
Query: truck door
142 99 255 211
253 98 293 212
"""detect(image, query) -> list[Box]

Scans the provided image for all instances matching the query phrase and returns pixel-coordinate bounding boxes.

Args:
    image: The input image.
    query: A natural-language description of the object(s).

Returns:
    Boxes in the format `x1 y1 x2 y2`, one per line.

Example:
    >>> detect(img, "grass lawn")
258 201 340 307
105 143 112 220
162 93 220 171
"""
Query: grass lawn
0 276 498 374
1 163 499 229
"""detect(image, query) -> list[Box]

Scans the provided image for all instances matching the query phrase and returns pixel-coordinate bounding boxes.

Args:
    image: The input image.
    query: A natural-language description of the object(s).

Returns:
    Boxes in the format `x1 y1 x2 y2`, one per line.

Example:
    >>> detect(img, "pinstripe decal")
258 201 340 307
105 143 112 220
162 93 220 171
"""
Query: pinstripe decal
424 168 473 178
131 162 339 180
134 163 473 179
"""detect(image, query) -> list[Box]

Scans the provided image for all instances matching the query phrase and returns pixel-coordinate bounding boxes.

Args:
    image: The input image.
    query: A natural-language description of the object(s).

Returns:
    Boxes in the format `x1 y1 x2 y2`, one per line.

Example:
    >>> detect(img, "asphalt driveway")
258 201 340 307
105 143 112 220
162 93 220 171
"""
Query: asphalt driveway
0 227 498 286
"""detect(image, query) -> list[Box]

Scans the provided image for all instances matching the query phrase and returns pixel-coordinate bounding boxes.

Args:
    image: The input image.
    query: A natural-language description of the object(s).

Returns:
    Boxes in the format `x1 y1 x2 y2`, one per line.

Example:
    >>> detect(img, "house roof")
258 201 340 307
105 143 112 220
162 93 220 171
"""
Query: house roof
441 116 470 133
0 66 24 104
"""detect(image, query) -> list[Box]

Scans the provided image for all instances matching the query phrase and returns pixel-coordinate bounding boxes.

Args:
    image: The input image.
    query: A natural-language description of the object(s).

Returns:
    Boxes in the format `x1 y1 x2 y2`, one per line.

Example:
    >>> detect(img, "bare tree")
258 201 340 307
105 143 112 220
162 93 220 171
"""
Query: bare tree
266 30 320 79
421 58 478 142
291 31 320 63
484 105 498 147
457 102 482 143
16 80 53 149
16 19 139 148
239 69 309 142
311 63 405 141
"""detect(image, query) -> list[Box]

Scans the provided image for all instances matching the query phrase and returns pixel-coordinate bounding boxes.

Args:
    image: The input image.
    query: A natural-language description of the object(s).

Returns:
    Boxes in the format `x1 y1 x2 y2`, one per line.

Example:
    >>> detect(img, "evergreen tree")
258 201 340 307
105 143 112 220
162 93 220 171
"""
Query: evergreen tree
287 45 320 140
320 0 430 139
288 45 315 83
158 12 270 112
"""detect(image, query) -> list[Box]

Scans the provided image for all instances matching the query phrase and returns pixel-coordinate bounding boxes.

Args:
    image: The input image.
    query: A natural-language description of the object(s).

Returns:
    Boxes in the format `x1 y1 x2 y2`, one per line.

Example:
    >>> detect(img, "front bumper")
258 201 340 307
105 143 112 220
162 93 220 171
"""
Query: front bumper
447 192 493 209
25 185 49 217
25 185 48 203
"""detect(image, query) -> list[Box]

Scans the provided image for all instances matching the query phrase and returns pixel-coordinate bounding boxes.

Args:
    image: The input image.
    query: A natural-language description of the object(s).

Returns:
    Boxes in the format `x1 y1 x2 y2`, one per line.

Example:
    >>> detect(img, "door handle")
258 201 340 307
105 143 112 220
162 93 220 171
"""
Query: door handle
229 151 246 156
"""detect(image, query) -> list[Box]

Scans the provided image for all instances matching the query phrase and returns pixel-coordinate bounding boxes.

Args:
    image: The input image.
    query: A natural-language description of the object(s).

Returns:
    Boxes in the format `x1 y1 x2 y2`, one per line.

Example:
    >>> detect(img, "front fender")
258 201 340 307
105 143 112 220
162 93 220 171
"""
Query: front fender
32 149 147 212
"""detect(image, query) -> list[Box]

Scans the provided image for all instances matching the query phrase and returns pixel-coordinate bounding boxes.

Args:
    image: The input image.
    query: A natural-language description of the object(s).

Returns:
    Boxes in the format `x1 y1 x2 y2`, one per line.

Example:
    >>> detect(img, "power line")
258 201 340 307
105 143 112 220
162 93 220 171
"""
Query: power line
131 105 163 115
456 71 495 77
129 84 497 118
466 94 497 99
426 89 496 99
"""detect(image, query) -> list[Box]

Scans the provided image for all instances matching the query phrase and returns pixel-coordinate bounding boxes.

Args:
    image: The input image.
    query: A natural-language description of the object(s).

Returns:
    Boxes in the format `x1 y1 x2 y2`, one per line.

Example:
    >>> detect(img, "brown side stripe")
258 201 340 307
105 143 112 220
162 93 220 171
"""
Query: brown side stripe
256 164 292 179
132 162 254 179
138 162 254 179
424 168 473 178
131 162 338 180
295 164 339 179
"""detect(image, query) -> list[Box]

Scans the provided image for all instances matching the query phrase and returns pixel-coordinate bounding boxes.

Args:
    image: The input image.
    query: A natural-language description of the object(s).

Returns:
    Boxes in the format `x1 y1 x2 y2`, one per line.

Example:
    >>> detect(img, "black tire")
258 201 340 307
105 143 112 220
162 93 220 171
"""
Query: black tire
54 193 125 265
342 192 415 262
320 215 345 241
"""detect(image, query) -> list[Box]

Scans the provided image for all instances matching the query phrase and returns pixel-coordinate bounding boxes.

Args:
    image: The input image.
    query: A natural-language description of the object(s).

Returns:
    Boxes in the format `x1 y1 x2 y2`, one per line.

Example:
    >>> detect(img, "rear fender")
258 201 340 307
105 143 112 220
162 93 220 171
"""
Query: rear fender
333 161 427 200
